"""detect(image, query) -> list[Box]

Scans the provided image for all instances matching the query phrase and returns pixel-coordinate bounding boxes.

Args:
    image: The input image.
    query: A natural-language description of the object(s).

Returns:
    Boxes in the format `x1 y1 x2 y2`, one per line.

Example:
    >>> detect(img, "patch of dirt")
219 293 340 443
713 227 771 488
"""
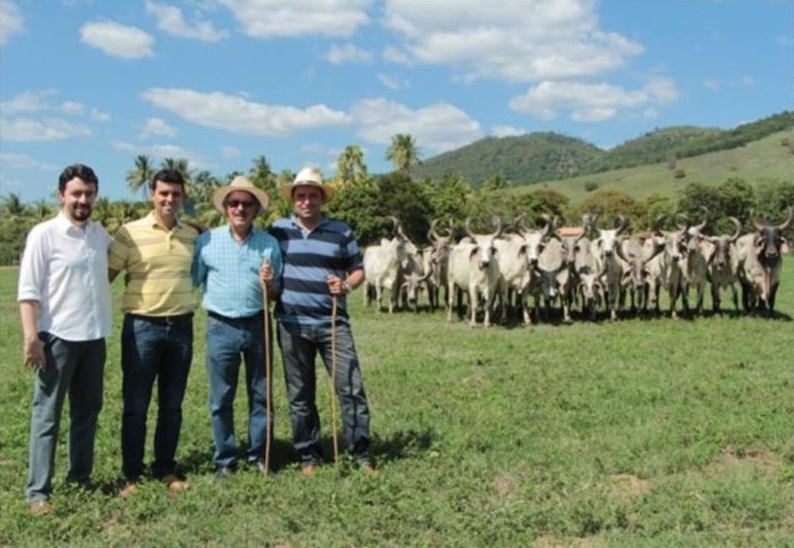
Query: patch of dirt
607 473 653 501
534 534 606 548
492 473 516 498
705 446 782 476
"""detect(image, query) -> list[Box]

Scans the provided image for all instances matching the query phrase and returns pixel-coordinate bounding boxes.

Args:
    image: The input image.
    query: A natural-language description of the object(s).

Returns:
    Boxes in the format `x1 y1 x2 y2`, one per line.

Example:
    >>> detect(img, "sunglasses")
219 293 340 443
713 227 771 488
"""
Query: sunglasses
226 199 255 209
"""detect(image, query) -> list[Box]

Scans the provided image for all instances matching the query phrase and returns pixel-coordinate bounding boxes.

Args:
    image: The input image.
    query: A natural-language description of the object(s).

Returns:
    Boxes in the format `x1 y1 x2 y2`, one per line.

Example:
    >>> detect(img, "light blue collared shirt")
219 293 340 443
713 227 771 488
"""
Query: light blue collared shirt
192 225 283 318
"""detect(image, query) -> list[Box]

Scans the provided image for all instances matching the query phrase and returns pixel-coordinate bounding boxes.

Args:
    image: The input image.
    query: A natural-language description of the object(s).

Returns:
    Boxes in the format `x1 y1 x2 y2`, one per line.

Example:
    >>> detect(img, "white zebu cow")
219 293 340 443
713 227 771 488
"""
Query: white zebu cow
493 232 532 325
516 216 556 324
590 215 629 321
363 216 411 314
677 213 710 316
615 236 664 315
735 206 793 315
447 218 503 327
425 219 454 311
702 217 742 315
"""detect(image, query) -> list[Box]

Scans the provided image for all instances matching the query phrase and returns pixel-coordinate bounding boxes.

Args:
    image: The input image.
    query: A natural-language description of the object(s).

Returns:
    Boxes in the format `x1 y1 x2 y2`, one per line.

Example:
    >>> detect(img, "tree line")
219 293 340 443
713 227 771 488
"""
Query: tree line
1 132 791 266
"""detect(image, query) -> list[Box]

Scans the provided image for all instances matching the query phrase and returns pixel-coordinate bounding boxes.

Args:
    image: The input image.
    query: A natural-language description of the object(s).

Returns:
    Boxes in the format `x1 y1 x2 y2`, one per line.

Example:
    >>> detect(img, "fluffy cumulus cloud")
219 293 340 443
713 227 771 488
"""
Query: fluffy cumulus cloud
351 97 483 153
0 90 55 114
509 78 678 122
218 0 370 38
382 0 643 83
0 0 24 45
80 21 154 59
491 125 526 138
326 43 373 65
139 117 178 139
140 88 351 136
0 152 57 171
144 0 228 42
0 118 92 141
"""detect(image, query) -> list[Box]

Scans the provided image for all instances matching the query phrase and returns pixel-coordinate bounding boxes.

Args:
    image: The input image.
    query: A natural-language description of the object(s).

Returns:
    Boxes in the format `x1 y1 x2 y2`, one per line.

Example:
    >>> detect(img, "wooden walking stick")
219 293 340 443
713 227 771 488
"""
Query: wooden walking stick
329 294 340 464
261 261 273 476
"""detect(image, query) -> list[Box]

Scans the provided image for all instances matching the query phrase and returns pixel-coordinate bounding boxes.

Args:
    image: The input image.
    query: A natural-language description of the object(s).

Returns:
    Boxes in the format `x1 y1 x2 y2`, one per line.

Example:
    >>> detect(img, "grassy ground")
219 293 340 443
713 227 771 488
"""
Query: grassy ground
1 262 792 547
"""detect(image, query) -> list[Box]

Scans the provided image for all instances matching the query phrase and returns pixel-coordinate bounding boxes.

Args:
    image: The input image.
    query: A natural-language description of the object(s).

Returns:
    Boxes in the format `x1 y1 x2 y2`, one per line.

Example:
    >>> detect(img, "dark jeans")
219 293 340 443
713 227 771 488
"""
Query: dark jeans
26 334 105 502
205 312 272 468
277 321 371 465
121 313 193 480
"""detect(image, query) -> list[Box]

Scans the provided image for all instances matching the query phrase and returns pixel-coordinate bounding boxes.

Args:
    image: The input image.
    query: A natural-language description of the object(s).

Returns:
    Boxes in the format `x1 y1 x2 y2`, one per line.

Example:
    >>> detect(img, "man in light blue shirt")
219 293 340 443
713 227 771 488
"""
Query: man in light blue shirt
193 176 282 476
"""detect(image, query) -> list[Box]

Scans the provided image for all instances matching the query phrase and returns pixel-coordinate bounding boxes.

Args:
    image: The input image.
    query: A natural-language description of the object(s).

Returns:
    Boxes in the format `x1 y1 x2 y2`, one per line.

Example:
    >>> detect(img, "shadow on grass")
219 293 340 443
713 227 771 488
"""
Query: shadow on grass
369 427 437 464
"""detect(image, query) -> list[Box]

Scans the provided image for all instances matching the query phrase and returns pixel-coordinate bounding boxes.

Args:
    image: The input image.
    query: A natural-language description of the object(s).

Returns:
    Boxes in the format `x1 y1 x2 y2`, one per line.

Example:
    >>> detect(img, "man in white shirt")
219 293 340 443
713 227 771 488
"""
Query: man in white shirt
17 164 113 515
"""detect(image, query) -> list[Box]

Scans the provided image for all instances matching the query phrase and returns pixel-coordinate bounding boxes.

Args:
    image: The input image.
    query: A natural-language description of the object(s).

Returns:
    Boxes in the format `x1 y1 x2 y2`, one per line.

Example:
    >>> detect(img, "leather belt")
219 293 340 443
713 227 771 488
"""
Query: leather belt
207 310 265 323
127 312 194 325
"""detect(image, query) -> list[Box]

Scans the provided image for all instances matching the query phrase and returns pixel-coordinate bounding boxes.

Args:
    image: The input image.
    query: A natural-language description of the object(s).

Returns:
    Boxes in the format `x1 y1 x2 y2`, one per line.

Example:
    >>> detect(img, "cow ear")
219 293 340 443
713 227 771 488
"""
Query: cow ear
468 247 479 260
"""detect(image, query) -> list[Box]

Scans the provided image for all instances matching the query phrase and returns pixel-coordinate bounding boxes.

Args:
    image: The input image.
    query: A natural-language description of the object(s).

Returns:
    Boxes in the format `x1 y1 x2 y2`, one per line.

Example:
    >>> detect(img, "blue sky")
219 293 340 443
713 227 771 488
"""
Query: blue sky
1 0 792 203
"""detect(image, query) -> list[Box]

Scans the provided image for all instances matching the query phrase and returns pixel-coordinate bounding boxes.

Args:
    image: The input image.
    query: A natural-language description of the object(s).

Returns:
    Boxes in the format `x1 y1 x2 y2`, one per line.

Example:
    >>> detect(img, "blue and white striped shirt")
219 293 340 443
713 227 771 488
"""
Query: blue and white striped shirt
192 225 283 318
268 215 363 326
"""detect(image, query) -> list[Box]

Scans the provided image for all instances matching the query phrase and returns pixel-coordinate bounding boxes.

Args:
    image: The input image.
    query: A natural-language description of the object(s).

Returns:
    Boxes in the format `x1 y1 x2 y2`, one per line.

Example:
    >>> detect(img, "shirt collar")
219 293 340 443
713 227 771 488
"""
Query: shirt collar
146 210 182 231
55 211 94 234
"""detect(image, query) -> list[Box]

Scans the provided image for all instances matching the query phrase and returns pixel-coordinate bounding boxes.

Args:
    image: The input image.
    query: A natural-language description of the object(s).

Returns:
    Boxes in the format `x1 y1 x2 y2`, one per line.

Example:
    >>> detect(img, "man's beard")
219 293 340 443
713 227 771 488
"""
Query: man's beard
71 204 92 221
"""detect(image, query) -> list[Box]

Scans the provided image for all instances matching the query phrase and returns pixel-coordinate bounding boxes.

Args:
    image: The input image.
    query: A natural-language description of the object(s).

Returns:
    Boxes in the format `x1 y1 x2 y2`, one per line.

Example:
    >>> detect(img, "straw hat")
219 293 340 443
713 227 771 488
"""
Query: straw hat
279 166 335 204
212 176 270 214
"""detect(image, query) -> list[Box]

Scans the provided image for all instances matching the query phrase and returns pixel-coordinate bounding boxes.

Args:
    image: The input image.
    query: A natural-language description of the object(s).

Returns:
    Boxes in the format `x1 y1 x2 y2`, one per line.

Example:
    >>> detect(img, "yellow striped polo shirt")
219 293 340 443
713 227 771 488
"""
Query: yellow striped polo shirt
108 212 199 316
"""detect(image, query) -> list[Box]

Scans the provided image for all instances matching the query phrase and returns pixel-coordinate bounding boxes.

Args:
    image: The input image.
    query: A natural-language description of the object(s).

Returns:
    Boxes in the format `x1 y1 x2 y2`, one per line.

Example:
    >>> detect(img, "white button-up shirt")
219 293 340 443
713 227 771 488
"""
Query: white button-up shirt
17 212 113 341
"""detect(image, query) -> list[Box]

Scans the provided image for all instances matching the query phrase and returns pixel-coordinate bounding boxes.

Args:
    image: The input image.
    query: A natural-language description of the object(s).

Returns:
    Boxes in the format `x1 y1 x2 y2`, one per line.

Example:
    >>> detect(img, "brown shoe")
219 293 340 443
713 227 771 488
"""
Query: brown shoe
300 464 317 477
27 500 53 515
119 481 139 500
360 462 377 476
164 475 188 494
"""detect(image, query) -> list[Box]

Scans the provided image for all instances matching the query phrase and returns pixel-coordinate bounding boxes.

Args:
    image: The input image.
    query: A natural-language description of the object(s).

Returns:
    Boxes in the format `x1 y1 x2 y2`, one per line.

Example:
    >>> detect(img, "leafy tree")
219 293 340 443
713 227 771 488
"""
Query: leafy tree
482 172 509 192
574 189 646 231
425 172 471 224
126 155 154 200
1 193 25 217
160 158 192 184
374 172 432 244
327 180 382 245
386 134 421 176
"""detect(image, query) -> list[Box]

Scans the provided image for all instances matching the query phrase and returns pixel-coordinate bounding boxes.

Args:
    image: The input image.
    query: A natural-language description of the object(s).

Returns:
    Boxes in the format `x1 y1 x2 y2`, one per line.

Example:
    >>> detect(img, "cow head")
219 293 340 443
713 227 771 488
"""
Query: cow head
594 215 627 260
704 217 742 268
752 206 793 265
464 217 503 269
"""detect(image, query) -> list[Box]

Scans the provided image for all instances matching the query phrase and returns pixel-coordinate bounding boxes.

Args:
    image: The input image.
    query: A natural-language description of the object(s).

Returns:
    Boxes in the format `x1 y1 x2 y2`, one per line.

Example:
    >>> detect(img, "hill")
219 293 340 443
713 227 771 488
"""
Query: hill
508 129 794 206
414 111 794 191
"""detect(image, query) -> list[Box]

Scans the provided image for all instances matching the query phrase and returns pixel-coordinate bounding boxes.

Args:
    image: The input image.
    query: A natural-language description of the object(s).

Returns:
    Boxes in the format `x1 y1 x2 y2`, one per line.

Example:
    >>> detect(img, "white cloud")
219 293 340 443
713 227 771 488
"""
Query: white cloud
221 146 241 159
218 0 370 38
149 144 210 170
0 118 92 141
90 108 111 122
326 43 373 65
0 1 24 45
80 21 154 59
377 73 408 90
491 125 526 138
703 78 720 91
0 152 57 171
351 97 483 154
139 117 178 139
1 90 56 114
61 101 85 115
145 0 228 42
140 88 351 136
509 78 678 122
113 141 138 153
382 0 643 83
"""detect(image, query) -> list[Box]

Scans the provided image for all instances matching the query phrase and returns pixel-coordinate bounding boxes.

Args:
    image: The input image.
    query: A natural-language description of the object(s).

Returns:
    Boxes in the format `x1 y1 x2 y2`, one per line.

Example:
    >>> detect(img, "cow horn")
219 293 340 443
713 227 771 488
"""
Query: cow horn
615 215 627 235
386 215 400 233
428 219 440 242
693 207 709 233
728 216 742 242
464 217 476 239
778 205 793 232
491 216 503 238
516 214 529 235
652 214 666 233
674 211 690 231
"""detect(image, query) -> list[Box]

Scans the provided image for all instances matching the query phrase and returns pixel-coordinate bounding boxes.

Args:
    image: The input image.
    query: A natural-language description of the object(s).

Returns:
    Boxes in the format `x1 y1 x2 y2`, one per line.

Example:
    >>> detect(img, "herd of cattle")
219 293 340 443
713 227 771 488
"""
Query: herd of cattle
361 207 793 326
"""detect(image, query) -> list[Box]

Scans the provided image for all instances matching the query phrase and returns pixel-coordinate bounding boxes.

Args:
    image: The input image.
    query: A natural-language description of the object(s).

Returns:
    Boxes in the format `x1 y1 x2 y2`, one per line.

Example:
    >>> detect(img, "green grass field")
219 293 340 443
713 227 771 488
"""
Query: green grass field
1 263 792 547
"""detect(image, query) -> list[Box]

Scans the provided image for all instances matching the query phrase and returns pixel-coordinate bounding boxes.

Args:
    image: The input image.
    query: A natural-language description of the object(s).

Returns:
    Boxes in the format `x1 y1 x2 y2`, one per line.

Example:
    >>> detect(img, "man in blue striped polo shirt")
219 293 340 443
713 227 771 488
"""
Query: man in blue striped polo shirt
269 167 373 476
193 176 282 477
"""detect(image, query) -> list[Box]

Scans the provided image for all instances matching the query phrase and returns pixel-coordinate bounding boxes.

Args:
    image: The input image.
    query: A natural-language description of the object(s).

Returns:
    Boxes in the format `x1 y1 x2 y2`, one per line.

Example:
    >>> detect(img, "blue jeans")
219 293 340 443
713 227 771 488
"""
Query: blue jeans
277 321 371 465
205 312 272 468
26 334 105 502
121 314 193 480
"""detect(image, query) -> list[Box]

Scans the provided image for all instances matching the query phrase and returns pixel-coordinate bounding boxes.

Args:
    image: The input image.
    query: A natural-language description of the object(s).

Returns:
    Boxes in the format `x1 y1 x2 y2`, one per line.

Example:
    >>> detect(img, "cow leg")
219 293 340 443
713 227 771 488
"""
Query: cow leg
468 285 479 327
446 282 455 322
730 284 739 315
711 283 721 315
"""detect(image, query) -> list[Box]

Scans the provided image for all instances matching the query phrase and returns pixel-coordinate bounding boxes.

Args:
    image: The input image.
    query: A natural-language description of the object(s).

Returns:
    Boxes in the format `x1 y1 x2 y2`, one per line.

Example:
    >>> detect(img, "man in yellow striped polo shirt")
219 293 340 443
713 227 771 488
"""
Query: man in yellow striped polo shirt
108 168 199 498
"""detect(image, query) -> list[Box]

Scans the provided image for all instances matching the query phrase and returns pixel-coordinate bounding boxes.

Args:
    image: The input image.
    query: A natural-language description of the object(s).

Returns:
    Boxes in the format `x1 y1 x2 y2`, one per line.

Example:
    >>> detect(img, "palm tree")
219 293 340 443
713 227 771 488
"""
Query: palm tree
336 145 368 186
160 158 192 185
1 192 25 217
249 155 275 194
126 155 154 201
386 134 421 177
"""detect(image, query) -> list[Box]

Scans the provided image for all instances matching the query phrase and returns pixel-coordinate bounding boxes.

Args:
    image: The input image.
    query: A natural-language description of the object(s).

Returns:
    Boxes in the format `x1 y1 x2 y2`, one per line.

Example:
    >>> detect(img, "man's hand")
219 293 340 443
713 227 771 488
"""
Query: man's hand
260 260 274 287
23 336 45 372
326 274 349 296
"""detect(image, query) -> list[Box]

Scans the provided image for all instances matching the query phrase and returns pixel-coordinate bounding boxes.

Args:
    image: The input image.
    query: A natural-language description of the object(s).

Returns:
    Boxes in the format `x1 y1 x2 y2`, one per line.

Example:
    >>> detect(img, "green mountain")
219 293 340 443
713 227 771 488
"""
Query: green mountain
414 110 794 190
